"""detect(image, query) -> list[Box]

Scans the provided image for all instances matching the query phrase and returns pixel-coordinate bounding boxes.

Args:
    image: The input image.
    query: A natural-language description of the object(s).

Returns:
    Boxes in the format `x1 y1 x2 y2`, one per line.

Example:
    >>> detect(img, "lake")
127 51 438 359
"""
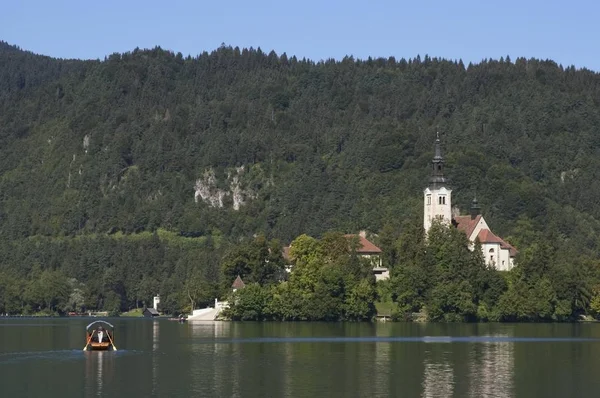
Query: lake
1 319 599 397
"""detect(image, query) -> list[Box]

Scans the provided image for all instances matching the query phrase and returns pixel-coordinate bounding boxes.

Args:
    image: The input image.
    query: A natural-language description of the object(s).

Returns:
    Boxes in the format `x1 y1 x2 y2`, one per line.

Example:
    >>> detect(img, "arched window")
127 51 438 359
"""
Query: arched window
489 248 494 253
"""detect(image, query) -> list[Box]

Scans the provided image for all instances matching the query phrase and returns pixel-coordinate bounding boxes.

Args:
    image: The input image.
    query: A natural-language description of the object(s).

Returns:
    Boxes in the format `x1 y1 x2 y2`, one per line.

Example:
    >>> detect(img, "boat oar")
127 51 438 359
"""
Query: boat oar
107 331 117 351
83 330 95 351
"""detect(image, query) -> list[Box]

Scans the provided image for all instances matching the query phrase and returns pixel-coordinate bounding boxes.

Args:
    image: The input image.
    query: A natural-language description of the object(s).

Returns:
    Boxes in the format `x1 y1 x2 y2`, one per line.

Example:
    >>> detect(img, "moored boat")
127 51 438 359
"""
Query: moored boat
84 320 117 351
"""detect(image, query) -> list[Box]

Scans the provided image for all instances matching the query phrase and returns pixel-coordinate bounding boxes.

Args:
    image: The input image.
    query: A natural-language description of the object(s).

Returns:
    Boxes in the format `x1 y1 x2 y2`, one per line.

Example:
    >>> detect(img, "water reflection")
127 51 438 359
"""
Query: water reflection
84 351 114 397
5 320 600 397
189 320 230 340
188 321 237 397
282 338 293 398
152 320 159 396
422 351 455 398
419 332 515 398
468 334 514 398
374 326 391 398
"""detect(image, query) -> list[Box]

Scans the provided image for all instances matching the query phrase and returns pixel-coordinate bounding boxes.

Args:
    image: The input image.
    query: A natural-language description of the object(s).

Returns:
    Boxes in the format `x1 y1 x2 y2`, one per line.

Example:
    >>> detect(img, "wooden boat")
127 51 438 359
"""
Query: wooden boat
83 320 117 351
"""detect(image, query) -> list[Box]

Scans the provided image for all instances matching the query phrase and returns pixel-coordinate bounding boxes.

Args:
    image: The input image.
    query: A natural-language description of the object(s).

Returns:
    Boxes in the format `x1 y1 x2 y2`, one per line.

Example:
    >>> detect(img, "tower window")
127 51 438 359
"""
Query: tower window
427 195 431 205
438 196 446 205
489 248 494 253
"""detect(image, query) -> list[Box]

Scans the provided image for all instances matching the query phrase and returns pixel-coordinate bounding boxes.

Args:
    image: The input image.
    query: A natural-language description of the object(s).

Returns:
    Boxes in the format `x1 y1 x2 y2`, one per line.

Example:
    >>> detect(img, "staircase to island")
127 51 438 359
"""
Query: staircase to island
187 300 228 321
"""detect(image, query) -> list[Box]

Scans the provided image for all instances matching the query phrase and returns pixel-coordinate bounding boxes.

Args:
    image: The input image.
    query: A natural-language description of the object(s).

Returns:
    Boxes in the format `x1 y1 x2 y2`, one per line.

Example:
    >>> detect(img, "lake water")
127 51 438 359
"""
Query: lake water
1 319 599 397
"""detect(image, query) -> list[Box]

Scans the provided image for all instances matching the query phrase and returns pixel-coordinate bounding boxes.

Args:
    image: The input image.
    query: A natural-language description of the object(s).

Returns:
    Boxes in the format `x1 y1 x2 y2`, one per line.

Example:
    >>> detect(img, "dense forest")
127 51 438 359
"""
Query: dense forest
1 40 600 319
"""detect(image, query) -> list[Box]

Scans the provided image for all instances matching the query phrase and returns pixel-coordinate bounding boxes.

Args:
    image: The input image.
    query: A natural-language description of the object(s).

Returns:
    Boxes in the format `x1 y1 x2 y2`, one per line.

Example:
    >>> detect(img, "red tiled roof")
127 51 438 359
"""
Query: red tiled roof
232 275 245 289
476 229 518 257
344 234 382 254
476 229 504 244
455 215 518 258
453 215 481 238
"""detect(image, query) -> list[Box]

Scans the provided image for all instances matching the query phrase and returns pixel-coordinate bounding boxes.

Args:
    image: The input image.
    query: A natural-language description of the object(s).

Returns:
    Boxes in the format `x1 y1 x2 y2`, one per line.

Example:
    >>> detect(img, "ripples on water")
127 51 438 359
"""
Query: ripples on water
189 335 600 344
0 349 145 365
3 320 600 397
0 350 83 365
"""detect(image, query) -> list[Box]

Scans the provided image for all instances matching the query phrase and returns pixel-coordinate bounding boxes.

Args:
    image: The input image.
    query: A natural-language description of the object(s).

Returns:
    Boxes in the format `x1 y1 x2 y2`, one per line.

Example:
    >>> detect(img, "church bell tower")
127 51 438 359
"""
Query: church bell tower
424 133 452 233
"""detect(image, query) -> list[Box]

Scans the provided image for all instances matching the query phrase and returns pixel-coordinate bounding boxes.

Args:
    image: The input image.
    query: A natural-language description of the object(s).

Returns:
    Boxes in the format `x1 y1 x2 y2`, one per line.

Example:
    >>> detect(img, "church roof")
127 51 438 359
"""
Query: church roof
453 215 482 238
344 234 382 254
476 229 518 257
477 229 504 244
232 275 245 289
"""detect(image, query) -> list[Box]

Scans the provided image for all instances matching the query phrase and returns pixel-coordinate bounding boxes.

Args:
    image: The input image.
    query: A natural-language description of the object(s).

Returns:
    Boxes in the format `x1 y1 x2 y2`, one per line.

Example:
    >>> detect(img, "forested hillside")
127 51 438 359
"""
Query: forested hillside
1 41 600 316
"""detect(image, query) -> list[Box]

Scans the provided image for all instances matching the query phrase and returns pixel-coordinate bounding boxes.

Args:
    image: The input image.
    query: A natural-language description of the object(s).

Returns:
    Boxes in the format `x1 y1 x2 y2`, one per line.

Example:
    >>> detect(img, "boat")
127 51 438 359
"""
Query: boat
83 320 117 351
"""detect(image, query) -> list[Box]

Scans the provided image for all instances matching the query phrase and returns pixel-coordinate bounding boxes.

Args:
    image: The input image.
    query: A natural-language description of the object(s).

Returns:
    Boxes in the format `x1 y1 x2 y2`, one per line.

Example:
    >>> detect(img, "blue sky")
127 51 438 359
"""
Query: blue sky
1 0 598 70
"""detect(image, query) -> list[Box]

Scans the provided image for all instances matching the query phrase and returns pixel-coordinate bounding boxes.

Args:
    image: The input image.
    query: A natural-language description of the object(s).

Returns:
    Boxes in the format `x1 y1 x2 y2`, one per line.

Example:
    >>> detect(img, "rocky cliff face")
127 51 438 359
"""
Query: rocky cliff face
194 166 258 210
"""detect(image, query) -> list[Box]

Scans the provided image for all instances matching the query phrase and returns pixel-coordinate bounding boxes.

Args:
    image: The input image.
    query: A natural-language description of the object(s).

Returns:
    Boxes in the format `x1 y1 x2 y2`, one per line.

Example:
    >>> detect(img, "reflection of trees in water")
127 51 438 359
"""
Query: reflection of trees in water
467 335 514 398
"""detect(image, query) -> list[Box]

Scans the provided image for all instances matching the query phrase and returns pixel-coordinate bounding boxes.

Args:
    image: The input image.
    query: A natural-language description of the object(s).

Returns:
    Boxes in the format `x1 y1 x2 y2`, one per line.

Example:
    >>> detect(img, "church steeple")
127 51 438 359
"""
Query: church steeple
423 132 452 233
429 132 448 188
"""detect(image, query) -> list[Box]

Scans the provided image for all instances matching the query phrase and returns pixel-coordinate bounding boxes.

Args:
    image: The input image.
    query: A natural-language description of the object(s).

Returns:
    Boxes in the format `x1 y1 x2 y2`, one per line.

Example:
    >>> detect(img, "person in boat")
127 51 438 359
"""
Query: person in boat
97 326 104 343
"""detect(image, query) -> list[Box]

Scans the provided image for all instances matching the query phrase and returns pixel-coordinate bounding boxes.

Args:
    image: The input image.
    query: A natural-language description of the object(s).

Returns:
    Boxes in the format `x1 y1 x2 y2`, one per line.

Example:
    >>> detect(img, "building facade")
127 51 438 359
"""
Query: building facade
423 133 453 232
424 135 517 271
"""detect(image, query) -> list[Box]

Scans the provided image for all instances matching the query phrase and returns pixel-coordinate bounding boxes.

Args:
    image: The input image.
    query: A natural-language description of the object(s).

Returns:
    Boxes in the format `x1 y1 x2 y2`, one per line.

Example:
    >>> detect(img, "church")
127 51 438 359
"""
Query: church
423 134 517 271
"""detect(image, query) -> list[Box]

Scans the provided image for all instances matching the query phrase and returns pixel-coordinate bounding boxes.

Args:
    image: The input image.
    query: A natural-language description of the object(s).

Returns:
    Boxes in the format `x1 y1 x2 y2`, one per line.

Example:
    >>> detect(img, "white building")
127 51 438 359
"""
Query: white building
452 204 517 271
423 133 452 232
344 232 388 281
424 134 517 271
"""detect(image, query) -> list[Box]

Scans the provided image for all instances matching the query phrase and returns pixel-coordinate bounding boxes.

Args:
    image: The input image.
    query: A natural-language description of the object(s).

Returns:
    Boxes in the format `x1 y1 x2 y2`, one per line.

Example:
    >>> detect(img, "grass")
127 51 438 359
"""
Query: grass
120 308 144 317
375 301 396 317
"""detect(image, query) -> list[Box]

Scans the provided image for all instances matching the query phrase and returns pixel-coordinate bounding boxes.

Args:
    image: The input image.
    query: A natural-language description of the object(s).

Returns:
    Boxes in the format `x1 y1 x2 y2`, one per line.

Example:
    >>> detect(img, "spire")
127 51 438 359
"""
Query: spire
429 132 448 188
434 132 442 160
470 193 481 219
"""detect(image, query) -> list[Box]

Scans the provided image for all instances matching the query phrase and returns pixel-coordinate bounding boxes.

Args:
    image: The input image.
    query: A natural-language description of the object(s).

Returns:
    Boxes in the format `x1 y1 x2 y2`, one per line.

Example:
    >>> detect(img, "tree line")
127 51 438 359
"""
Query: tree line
1 42 600 320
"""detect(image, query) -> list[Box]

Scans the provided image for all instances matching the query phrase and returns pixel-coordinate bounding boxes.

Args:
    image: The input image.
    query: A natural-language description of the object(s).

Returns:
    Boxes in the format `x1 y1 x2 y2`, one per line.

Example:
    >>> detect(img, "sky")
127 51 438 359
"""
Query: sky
1 0 599 71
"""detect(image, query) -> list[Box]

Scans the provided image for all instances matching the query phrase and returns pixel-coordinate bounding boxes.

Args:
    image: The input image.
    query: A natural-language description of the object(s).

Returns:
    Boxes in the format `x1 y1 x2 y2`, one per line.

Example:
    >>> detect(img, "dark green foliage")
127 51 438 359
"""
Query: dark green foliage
220 234 285 289
1 42 600 318
0 230 222 315
225 233 377 321
387 220 600 322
